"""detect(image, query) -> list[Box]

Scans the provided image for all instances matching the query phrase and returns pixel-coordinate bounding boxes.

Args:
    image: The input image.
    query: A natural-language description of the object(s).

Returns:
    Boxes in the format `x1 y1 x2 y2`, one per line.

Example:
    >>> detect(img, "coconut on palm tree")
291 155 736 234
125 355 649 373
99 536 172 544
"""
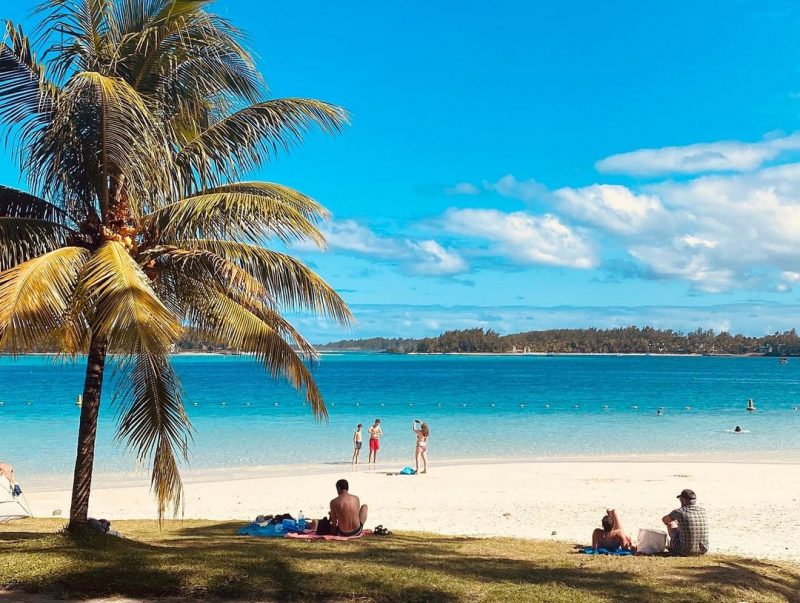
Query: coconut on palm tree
0 0 351 528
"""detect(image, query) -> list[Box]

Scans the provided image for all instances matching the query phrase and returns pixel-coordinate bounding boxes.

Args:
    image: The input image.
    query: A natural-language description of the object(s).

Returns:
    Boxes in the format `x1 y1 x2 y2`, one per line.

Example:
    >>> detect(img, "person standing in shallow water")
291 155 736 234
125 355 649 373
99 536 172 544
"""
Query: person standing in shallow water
413 419 430 474
368 419 383 464
352 424 363 464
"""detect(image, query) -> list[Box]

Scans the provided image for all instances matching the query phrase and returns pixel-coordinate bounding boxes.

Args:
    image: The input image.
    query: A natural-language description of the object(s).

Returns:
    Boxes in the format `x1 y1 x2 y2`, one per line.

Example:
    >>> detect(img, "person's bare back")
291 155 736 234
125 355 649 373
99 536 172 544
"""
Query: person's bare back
592 508 633 551
329 479 368 537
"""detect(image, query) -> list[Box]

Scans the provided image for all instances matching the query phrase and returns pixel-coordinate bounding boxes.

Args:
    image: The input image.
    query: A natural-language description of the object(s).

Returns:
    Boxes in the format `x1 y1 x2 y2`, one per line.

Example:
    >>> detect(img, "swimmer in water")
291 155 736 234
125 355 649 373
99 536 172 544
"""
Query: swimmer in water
734 425 742 433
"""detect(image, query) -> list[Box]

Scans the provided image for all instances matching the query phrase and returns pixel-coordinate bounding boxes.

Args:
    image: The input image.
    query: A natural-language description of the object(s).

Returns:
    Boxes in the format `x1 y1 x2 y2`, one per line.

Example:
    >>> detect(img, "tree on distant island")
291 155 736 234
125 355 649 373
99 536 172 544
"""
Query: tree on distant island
0 0 350 529
318 326 800 355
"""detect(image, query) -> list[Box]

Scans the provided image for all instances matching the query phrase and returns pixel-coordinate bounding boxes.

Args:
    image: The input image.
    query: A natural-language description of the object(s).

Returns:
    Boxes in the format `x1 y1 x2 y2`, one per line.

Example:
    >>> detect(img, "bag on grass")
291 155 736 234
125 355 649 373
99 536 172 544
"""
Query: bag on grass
637 529 667 554
316 516 333 536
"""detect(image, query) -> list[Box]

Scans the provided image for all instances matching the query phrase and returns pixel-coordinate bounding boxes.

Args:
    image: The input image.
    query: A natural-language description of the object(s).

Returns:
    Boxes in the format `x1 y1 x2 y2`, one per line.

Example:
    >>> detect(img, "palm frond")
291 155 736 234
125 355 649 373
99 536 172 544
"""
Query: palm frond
0 246 90 353
79 240 182 353
0 185 81 269
30 71 171 218
150 255 326 416
175 99 348 188
142 184 327 246
133 16 259 97
34 0 116 81
180 284 328 418
148 246 318 356
181 240 352 325
0 218 80 271
0 22 57 162
114 350 191 521
155 43 262 110
153 0 215 22
143 245 268 300
108 0 163 35
0 185 71 223
236 295 319 360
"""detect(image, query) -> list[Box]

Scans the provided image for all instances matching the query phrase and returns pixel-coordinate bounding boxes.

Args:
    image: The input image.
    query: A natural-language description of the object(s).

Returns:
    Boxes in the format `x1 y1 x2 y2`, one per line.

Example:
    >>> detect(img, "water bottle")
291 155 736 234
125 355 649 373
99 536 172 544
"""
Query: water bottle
298 510 306 531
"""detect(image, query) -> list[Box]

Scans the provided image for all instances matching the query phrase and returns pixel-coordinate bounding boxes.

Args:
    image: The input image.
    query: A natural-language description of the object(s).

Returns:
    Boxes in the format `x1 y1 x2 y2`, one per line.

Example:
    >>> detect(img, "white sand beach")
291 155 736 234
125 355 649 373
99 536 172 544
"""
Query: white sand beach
18 460 800 562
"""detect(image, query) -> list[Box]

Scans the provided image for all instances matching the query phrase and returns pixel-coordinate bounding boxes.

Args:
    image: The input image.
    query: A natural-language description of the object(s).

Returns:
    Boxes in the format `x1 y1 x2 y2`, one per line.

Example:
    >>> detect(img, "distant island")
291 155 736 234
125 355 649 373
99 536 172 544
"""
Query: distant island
316 326 800 356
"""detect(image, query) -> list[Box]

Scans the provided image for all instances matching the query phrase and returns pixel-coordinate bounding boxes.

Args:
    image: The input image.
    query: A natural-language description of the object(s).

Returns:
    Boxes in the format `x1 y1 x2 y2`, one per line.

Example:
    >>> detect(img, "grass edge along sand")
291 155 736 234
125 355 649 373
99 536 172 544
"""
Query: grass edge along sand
1 519 799 602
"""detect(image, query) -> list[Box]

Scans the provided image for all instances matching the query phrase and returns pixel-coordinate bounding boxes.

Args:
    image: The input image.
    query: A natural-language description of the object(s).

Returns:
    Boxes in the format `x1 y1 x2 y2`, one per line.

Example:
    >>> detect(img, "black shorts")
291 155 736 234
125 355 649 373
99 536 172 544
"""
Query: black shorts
355 441 362 450
336 523 363 537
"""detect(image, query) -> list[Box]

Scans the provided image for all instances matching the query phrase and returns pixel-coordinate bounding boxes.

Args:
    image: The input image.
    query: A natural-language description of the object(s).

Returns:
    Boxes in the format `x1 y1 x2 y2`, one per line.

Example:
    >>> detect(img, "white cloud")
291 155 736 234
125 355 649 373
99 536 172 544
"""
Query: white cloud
446 182 480 195
554 184 668 235
628 243 737 293
678 235 717 249
596 132 800 176
445 175 549 203
601 163 800 291
443 208 597 269
309 134 800 293
318 219 402 258
407 240 468 275
299 218 469 276
484 174 549 202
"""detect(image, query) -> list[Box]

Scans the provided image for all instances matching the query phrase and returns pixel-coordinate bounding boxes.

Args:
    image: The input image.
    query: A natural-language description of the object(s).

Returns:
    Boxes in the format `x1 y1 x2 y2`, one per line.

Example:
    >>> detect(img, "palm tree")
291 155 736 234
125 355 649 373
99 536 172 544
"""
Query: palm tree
0 0 351 527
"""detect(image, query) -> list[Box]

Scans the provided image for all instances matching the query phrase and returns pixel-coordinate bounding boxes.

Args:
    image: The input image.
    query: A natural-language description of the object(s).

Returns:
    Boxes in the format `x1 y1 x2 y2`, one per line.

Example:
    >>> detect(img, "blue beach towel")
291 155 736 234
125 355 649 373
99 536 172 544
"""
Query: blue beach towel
236 523 285 537
399 466 416 475
583 546 633 556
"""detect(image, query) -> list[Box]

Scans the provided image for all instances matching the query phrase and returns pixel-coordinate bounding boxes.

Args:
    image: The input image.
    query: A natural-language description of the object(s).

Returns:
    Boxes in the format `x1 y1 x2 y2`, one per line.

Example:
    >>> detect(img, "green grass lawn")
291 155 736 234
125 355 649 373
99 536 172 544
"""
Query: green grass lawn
1 519 798 602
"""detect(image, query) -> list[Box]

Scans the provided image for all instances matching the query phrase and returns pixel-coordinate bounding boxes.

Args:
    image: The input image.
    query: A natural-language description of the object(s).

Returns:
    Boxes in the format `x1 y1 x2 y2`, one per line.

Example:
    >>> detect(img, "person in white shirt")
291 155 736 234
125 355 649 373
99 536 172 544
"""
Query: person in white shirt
352 424 363 464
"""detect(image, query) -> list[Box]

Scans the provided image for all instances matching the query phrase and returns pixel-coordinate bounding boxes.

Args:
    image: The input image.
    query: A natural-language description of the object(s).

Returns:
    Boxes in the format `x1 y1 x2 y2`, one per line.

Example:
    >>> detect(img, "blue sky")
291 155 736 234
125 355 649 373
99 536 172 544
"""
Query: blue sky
5 1 800 341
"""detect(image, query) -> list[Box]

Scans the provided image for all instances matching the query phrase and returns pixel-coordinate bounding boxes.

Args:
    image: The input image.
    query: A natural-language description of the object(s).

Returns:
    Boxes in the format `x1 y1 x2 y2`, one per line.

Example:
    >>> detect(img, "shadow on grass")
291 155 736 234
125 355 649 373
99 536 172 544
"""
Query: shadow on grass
1 522 798 602
0 532 49 542
683 559 800 603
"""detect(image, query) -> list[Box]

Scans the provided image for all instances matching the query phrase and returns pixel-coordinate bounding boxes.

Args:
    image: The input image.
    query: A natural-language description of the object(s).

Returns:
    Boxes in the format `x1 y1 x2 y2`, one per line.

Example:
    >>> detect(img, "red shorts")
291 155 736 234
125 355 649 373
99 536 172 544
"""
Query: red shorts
369 438 380 451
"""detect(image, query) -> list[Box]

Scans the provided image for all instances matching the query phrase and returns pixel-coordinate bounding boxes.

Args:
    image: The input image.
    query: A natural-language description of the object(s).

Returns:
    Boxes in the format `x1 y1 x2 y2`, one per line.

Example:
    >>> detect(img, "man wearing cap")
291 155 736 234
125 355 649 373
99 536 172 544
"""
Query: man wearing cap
662 488 709 555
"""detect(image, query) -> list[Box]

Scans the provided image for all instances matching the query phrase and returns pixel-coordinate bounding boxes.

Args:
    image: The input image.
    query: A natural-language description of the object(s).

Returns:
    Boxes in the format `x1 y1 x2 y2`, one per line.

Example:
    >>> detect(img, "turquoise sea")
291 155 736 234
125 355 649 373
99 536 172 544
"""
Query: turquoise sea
1 353 799 481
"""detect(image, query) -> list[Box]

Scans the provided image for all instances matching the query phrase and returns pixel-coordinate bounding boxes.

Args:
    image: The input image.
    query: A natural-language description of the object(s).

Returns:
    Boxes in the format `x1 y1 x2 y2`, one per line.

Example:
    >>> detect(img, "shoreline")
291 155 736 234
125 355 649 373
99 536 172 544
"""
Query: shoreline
19 450 800 492
19 459 800 562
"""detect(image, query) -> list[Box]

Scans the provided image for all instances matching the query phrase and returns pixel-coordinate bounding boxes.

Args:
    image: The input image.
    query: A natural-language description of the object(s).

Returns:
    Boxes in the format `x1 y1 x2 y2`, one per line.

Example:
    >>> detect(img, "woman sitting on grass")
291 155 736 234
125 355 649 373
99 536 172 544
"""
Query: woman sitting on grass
592 508 634 551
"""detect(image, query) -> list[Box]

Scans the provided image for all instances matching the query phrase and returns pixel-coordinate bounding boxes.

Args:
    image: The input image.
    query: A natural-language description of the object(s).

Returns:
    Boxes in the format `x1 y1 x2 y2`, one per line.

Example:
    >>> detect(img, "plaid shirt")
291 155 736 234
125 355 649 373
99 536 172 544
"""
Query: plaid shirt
669 504 709 555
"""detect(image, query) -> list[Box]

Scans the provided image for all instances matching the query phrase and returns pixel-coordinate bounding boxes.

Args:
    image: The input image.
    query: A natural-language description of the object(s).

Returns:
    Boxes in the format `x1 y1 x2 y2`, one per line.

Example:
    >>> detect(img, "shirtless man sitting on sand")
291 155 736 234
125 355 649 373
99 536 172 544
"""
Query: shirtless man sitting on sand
592 508 634 551
330 479 369 537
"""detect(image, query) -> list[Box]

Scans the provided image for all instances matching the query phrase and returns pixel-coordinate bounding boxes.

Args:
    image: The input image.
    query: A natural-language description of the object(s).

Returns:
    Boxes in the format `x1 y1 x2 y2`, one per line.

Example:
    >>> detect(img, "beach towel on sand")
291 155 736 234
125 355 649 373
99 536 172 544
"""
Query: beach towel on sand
286 529 373 541
384 467 417 476
583 546 633 556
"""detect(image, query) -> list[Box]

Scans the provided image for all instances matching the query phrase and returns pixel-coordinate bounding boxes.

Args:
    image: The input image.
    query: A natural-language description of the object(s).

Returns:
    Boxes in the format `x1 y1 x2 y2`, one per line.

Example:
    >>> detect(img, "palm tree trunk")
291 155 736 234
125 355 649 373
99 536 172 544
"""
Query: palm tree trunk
68 334 108 529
